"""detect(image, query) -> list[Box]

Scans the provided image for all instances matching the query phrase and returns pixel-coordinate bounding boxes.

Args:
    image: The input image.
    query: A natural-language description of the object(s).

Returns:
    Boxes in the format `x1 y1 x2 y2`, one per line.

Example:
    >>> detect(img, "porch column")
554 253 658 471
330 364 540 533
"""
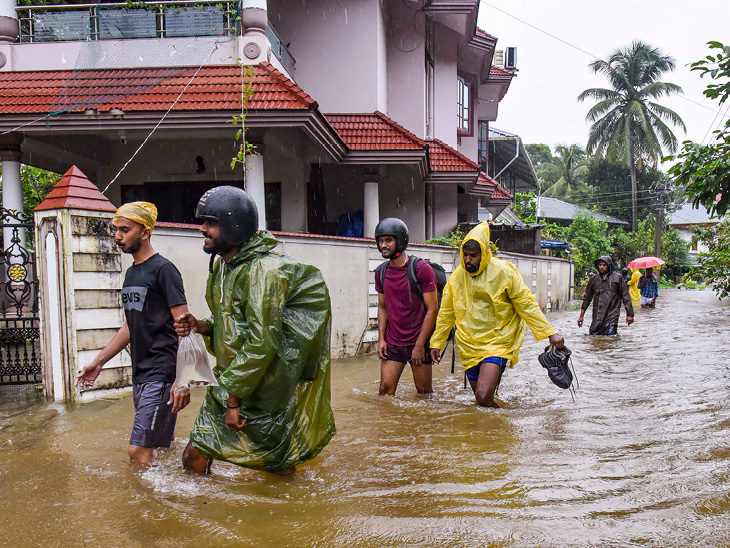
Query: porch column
246 141 266 231
1 142 24 251
0 0 19 43
363 169 379 239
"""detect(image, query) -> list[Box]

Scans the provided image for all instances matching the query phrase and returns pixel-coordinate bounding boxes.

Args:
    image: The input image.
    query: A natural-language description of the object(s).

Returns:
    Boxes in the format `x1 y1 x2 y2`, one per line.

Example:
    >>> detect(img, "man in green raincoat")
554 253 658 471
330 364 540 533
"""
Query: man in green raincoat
175 186 335 473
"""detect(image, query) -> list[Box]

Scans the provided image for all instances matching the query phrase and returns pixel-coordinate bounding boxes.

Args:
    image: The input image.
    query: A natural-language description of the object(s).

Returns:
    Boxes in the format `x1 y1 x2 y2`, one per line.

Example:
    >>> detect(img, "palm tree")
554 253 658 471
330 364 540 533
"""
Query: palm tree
578 41 686 231
539 144 590 198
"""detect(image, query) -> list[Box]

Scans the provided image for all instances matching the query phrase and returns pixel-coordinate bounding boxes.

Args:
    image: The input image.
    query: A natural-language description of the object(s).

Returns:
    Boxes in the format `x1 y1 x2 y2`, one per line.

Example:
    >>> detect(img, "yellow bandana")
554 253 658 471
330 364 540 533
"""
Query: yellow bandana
113 202 158 233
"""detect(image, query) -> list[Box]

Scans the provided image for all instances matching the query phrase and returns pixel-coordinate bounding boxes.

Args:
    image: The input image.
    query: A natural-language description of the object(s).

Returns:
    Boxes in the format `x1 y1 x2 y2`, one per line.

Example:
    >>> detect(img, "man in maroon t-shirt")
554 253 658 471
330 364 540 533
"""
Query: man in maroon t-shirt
374 218 438 395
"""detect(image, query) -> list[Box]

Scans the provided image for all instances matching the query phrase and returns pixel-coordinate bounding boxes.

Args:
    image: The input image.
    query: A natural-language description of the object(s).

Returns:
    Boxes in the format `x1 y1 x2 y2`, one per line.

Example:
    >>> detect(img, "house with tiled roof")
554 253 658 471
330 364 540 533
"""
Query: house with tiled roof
0 0 573 394
0 0 515 241
669 202 722 262
536 197 629 227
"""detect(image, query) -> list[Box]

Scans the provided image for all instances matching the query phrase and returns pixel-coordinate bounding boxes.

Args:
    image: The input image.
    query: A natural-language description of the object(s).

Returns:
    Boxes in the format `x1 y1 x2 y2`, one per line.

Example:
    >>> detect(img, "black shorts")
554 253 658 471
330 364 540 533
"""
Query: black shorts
385 343 433 365
130 381 177 448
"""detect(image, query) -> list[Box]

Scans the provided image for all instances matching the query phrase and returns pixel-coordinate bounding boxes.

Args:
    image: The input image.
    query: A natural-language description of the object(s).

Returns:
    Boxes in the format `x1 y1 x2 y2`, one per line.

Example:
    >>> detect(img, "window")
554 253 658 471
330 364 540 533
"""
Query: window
457 76 470 134
265 182 282 232
478 121 488 172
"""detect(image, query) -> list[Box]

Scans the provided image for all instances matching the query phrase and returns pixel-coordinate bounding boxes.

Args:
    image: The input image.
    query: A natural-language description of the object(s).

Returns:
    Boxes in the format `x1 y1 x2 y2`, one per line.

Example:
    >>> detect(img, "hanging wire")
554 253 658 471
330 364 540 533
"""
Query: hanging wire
100 38 227 195
0 115 51 136
481 1 730 123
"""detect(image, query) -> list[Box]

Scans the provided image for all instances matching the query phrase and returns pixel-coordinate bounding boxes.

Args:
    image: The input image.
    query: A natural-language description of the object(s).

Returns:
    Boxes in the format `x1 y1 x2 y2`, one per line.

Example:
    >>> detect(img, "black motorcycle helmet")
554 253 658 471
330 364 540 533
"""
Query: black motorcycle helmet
196 185 259 246
374 217 409 254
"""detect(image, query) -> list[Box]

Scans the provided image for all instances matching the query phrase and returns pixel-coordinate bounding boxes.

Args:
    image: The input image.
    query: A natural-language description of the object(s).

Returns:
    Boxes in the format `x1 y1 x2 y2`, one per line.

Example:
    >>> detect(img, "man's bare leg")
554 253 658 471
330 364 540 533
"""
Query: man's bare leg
411 363 434 395
182 441 213 473
468 362 502 408
379 360 406 395
128 444 154 465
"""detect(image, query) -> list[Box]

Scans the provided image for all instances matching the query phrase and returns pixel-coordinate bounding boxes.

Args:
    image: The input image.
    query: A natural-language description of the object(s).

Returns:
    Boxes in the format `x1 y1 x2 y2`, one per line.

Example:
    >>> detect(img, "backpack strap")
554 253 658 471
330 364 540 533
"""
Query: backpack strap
375 260 389 288
407 255 423 297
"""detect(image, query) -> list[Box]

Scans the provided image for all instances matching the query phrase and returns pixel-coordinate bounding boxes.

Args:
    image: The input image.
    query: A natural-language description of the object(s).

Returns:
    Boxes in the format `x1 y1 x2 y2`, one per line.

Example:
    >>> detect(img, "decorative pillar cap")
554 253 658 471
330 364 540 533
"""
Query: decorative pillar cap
35 166 117 213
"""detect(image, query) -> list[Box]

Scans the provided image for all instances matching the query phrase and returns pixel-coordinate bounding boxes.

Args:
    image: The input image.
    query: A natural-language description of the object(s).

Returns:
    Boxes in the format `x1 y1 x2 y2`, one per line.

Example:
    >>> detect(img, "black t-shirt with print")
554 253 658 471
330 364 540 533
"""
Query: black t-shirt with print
121 253 186 384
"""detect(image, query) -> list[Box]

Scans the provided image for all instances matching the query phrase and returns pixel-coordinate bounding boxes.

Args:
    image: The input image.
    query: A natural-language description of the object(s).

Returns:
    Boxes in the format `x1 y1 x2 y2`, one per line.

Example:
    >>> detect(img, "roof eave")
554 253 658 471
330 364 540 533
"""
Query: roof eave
424 171 479 184
423 0 478 14
340 150 428 178
1 109 348 162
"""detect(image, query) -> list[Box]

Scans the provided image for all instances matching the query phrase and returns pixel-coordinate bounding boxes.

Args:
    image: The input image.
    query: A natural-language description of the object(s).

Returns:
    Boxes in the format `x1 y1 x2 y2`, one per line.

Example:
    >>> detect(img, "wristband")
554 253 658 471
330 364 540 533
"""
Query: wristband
226 404 240 409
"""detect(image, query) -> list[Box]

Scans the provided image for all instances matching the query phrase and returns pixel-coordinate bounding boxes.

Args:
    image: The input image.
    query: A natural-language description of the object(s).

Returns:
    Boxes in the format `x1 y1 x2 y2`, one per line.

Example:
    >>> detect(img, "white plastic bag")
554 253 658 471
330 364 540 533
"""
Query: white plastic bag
176 332 218 388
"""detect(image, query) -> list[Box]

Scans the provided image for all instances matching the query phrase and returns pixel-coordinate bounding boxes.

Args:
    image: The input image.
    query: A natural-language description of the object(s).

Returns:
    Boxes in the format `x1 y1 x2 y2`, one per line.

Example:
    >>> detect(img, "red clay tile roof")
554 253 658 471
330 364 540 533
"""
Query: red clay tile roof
475 27 496 40
489 65 515 77
0 62 315 115
476 171 513 200
425 138 480 172
35 165 117 212
492 186 512 200
326 113 482 174
325 112 425 151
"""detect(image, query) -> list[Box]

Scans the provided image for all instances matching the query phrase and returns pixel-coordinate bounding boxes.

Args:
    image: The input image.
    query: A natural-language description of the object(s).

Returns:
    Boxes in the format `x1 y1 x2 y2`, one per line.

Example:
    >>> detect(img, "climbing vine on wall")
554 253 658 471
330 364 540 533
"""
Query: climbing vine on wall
230 63 257 176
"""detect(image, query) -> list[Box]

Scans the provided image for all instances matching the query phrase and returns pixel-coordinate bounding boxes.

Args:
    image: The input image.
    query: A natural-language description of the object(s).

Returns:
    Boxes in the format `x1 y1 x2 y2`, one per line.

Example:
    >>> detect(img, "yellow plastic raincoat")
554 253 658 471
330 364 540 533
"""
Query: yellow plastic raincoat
430 222 556 371
627 270 642 303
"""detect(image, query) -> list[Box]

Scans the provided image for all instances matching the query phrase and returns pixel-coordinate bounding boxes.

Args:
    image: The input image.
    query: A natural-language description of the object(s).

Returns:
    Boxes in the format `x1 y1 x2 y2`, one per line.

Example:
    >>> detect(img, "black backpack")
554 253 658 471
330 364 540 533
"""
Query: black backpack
375 255 457 372
375 255 448 305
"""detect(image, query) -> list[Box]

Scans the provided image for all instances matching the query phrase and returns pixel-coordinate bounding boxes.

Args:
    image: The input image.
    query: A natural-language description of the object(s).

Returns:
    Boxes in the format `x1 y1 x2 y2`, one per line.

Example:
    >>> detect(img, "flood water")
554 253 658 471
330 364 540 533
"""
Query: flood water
2 288 730 547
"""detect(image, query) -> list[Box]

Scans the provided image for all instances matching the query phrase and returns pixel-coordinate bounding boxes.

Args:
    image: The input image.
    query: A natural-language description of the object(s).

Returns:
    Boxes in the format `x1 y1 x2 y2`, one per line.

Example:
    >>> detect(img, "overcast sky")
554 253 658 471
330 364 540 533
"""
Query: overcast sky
477 0 730 154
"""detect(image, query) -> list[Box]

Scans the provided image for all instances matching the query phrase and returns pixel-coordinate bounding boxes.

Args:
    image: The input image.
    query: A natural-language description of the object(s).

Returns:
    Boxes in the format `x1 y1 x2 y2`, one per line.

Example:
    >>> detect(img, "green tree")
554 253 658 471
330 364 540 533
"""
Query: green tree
669 41 730 218
513 192 536 223
689 219 730 298
661 226 691 274
540 144 591 198
0 165 60 215
524 144 553 168
562 213 611 284
581 160 677 224
610 216 689 274
578 41 686 231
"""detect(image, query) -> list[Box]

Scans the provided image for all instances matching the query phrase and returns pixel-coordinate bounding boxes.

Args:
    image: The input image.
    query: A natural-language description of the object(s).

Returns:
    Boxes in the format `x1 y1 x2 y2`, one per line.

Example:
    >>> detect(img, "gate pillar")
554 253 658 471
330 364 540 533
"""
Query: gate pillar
34 166 124 402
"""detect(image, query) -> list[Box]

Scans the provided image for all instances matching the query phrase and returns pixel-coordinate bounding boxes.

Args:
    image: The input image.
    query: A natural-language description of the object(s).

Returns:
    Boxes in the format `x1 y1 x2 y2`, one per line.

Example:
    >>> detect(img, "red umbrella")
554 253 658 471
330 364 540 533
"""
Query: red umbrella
627 256 666 269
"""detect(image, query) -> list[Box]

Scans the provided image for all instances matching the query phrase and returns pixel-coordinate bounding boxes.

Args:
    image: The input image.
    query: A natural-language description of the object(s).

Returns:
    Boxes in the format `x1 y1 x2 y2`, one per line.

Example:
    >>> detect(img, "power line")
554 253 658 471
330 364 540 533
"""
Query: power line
541 188 660 199
481 1 730 123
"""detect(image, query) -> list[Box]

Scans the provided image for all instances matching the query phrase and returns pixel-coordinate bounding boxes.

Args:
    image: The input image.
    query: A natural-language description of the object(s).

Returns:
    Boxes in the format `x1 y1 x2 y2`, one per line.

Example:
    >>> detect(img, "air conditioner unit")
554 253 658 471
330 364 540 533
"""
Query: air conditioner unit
494 50 504 67
505 47 517 69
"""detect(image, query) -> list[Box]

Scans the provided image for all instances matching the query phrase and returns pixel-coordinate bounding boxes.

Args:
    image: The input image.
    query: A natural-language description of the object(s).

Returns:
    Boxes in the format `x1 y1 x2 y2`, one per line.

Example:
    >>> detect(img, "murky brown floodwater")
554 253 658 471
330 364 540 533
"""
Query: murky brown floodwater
2 288 730 547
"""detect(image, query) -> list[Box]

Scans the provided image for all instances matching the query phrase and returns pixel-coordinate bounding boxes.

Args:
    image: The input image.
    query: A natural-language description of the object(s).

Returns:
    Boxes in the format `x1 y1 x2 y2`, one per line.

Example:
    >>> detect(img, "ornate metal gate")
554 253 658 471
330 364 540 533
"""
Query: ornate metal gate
0 208 41 385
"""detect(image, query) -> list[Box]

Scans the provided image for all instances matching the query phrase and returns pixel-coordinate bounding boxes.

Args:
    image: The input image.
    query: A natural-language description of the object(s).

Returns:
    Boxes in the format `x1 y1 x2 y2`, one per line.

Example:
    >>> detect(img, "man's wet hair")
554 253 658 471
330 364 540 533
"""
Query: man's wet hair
462 240 480 251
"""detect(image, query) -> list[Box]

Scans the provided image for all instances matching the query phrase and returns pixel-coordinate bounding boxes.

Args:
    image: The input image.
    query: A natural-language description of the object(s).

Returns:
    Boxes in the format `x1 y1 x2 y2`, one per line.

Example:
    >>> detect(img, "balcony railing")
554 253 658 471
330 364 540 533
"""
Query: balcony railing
15 2 295 73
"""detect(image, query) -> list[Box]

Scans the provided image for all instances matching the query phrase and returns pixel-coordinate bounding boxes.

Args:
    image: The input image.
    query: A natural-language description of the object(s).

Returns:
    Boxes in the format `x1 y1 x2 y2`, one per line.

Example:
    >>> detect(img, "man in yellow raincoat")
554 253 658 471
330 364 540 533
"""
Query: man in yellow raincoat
430 222 564 408
175 186 335 473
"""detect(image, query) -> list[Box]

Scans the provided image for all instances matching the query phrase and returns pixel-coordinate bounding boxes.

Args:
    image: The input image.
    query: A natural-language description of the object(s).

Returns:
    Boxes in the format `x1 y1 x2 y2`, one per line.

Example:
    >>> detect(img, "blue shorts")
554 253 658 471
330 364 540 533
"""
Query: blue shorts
465 357 507 382
130 381 177 448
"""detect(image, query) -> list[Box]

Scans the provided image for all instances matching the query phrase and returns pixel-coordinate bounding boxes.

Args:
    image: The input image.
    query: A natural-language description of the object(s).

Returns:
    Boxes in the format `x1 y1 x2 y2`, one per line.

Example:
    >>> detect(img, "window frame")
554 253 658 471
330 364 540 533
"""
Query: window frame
477 120 488 172
457 75 473 136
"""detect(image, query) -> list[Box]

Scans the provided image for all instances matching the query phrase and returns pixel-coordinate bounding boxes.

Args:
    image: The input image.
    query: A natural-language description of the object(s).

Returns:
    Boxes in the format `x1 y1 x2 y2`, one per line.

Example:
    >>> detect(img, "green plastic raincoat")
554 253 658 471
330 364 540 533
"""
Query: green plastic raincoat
189 230 335 471
430 222 556 371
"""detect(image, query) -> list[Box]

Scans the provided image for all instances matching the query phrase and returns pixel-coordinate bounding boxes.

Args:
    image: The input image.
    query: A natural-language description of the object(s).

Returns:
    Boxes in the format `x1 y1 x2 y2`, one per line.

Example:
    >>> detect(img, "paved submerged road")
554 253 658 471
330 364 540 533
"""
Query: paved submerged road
1 288 729 547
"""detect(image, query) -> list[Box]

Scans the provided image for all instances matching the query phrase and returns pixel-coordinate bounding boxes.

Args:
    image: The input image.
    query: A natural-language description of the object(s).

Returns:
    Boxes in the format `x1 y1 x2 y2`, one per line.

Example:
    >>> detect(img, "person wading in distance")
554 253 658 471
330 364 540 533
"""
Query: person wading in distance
578 255 634 335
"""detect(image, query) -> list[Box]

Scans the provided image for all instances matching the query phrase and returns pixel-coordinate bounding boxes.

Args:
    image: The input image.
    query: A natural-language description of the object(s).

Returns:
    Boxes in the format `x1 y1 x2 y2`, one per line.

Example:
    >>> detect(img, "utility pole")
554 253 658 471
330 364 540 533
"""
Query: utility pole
654 181 665 258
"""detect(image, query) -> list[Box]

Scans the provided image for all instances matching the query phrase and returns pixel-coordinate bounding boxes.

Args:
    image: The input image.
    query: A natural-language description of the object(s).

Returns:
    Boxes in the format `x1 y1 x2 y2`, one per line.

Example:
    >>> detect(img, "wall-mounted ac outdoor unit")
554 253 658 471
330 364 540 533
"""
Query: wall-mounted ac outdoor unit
494 50 504 67
505 47 517 69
